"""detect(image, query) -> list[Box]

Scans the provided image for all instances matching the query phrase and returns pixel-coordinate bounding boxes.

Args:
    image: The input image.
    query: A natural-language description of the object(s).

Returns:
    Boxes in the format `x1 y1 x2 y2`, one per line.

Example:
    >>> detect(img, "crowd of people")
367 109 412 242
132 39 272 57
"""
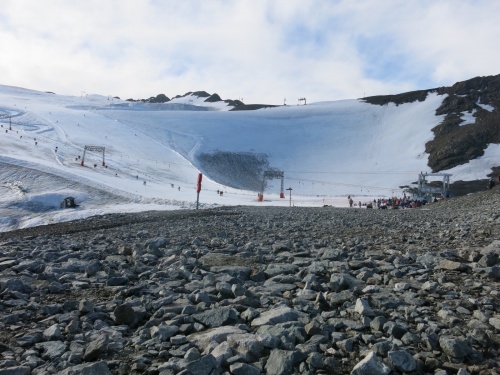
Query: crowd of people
348 194 442 209
371 196 432 209
346 175 499 209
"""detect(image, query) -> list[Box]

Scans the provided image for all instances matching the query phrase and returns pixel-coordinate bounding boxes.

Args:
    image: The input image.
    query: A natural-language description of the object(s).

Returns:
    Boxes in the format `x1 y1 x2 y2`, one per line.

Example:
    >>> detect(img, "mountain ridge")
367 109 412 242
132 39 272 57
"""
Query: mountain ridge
127 74 500 193
126 90 277 111
363 74 500 180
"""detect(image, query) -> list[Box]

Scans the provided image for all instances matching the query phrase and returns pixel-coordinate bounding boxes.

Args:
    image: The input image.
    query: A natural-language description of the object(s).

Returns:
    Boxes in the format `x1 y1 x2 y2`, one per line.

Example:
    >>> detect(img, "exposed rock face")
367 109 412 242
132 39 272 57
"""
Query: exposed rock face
0 188 498 374
131 90 277 110
205 93 222 102
428 75 500 173
126 93 170 103
364 74 500 195
191 91 211 98
142 94 171 103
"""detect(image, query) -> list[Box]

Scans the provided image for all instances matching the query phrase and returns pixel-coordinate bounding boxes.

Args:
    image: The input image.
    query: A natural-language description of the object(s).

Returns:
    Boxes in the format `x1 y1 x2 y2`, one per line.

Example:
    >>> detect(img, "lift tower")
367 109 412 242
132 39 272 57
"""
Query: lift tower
258 170 285 201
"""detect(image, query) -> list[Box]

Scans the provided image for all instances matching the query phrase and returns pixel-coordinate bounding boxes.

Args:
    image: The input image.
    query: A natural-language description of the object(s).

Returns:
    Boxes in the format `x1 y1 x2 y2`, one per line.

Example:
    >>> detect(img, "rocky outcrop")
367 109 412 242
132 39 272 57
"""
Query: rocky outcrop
129 90 277 110
126 94 170 103
205 93 222 102
363 74 500 193
427 75 500 173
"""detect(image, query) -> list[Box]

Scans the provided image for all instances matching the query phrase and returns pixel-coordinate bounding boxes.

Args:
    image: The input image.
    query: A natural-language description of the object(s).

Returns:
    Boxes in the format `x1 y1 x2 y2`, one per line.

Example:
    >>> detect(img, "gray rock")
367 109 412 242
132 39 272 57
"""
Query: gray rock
184 354 217 375
388 350 417 372
79 299 94 314
401 331 420 345
265 349 297 375
65 318 80 334
35 341 67 360
15 260 45 273
307 351 324 369
354 298 376 317
170 335 188 345
210 341 233 365
15 332 43 348
113 304 136 325
421 280 438 291
107 276 129 286
150 325 179 341
251 306 299 327
216 281 233 298
83 334 108 361
304 321 322 336
257 333 280 349
0 366 31 375
439 259 466 271
0 279 33 294
192 307 239 328
232 283 245 297
478 253 497 267
383 321 407 339
321 248 346 261
489 316 500 330
330 273 364 291
351 352 391 375
0 259 18 271
188 326 246 351
371 340 395 357
264 264 299 278
485 266 500 279
439 336 472 359
226 333 264 361
84 261 102 277
229 362 261 375
337 338 354 352
146 237 169 253
370 316 388 332
43 323 62 340
210 266 253 280
59 361 113 375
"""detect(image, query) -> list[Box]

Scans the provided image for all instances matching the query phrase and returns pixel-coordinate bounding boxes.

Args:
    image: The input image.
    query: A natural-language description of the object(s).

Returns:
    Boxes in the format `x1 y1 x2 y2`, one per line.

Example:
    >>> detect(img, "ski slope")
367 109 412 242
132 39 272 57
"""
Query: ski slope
0 85 498 231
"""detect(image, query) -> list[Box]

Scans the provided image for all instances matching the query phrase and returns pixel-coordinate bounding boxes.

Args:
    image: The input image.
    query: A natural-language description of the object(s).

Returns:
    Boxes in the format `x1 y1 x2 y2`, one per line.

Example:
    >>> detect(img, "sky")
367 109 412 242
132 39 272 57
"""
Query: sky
1 0 499 104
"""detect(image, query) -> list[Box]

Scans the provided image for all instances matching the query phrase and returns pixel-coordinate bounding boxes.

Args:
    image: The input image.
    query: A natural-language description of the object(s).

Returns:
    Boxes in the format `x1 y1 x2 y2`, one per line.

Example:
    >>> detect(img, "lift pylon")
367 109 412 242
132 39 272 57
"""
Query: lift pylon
81 145 106 167
258 170 285 201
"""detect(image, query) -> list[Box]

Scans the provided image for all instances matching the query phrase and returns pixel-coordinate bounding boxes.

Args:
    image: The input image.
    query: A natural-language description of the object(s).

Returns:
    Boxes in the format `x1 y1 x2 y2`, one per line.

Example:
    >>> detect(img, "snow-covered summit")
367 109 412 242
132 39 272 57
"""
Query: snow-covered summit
0 81 498 231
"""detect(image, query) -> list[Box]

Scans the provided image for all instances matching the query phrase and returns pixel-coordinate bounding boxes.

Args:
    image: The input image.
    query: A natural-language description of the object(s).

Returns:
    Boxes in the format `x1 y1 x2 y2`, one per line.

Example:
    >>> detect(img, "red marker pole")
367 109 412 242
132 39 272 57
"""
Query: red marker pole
196 173 202 210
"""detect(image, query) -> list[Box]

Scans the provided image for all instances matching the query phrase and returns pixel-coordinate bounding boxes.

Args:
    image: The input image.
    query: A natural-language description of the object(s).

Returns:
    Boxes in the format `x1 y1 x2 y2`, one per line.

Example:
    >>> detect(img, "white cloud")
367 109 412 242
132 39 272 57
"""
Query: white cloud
0 0 499 104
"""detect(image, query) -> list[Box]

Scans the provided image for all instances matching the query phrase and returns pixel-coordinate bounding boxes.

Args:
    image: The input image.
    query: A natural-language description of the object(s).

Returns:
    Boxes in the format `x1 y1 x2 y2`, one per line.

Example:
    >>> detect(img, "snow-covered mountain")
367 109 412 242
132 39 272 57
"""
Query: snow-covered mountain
1 75 499 231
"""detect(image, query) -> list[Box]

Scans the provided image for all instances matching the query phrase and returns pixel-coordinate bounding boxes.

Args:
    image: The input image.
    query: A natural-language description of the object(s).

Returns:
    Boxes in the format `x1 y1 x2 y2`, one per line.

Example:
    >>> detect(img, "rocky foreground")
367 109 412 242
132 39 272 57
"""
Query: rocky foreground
0 189 499 375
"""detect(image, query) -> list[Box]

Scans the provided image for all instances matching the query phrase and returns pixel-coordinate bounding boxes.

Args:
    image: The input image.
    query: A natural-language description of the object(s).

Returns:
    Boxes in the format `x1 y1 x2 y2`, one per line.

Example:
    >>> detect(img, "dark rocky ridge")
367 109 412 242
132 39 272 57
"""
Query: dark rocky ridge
126 91 277 111
363 74 500 196
0 188 499 374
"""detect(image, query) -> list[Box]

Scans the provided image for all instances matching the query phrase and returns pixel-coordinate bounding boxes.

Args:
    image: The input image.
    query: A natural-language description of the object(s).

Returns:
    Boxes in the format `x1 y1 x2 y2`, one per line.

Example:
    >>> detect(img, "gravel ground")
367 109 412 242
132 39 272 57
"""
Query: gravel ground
0 188 498 374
